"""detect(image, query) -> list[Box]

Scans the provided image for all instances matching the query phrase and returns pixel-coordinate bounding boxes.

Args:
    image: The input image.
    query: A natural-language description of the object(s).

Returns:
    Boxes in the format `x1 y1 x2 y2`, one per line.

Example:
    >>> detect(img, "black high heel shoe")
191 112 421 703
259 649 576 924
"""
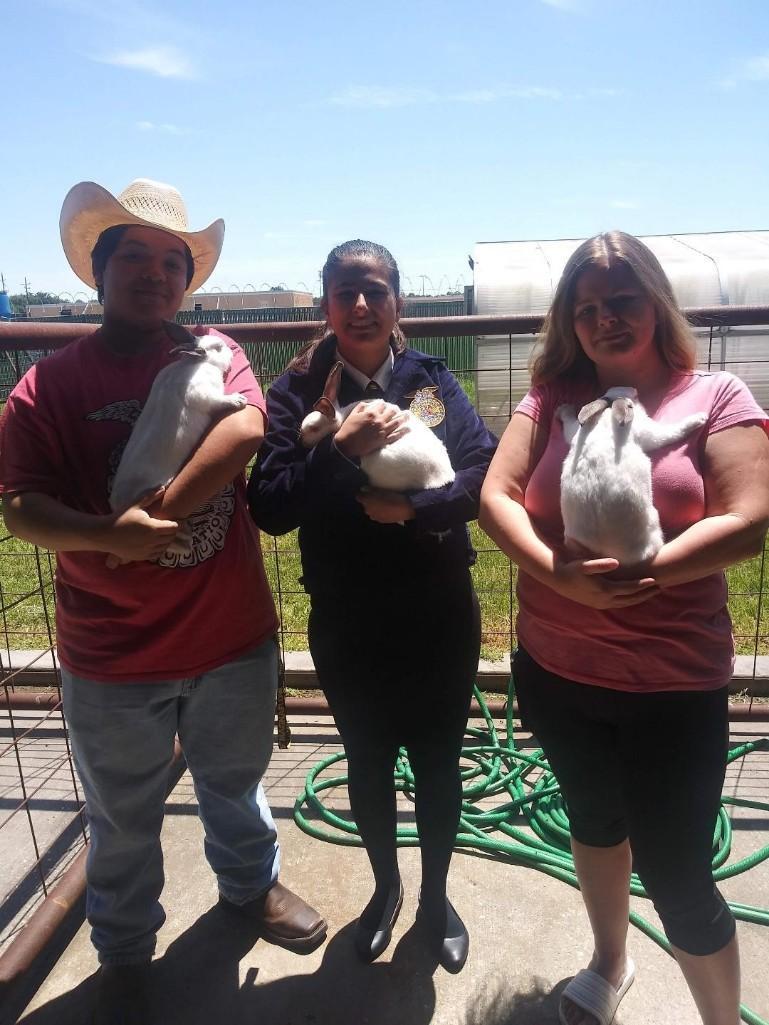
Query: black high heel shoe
416 895 469 973
354 879 404 963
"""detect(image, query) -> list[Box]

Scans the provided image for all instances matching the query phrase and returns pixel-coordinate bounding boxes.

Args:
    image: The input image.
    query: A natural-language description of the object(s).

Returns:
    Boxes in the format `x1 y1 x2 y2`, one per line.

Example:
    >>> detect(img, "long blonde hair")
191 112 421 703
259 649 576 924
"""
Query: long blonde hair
530 231 697 385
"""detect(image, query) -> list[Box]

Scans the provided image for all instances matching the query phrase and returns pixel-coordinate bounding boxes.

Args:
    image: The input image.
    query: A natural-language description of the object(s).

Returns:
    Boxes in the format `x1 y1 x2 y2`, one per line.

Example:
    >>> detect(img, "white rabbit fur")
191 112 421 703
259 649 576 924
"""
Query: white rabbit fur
557 386 707 565
299 362 454 491
109 332 247 513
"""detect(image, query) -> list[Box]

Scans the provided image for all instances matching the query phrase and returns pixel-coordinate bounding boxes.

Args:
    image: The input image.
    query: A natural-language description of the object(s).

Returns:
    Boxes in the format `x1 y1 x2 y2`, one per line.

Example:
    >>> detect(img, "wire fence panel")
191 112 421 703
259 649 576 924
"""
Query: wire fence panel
0 537 87 957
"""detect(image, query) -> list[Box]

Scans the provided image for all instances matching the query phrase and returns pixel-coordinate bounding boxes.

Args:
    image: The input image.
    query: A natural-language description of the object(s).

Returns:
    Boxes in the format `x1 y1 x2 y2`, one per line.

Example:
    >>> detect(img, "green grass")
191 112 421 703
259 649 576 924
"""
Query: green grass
725 553 769 658
0 531 58 650
4 518 765 663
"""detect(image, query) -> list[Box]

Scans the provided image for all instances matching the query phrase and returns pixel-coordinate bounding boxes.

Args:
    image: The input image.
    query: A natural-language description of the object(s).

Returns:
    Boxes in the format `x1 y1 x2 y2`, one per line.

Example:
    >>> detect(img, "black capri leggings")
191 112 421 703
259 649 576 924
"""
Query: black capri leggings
513 645 735 957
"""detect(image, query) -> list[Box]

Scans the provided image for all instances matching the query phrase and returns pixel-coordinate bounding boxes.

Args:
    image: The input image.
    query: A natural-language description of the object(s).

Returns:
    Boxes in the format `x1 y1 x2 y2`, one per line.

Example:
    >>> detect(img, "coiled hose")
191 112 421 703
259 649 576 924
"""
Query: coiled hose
294 682 769 1025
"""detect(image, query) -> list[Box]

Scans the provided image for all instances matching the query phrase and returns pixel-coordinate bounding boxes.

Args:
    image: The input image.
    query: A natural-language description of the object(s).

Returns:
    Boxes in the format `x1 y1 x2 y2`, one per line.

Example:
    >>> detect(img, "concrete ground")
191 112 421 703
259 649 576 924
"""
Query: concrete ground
7 714 769 1025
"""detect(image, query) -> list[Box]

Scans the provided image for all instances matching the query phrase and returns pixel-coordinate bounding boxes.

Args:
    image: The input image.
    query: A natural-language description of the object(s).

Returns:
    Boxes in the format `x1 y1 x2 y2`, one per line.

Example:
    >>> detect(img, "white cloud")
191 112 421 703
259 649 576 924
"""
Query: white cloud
539 0 584 11
742 54 769 81
573 87 623 101
328 84 561 108
328 86 437 108
98 45 195 79
719 52 769 90
54 0 180 30
452 86 562 102
587 87 622 97
136 120 186 134
511 86 562 100
450 88 499 104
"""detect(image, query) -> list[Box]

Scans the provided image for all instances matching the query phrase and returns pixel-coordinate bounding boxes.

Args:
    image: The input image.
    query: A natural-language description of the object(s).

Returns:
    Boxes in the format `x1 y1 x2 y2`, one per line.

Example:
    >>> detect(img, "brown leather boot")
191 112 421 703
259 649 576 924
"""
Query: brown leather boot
219 881 327 953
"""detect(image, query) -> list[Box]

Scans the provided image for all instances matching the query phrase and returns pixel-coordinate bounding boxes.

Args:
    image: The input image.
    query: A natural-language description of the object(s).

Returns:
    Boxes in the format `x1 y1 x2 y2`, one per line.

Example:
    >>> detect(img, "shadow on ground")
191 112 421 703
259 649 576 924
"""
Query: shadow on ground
16 903 633 1025
465 974 629 1025
20 903 444 1025
465 975 562 1025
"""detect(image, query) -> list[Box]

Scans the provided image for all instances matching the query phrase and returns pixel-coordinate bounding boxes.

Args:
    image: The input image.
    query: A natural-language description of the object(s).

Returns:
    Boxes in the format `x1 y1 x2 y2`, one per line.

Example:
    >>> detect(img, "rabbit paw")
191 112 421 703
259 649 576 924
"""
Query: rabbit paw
218 392 248 412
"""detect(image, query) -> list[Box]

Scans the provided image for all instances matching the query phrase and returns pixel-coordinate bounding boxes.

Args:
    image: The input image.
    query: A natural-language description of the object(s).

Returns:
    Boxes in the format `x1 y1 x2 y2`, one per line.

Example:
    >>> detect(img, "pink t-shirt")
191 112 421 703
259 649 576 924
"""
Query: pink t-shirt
0 329 278 682
515 371 767 692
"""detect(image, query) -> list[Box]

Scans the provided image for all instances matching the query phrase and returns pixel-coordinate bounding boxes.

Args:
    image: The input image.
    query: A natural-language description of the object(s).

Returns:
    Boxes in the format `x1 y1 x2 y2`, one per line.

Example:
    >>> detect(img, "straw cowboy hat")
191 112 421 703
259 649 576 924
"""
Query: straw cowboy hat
60 178 225 294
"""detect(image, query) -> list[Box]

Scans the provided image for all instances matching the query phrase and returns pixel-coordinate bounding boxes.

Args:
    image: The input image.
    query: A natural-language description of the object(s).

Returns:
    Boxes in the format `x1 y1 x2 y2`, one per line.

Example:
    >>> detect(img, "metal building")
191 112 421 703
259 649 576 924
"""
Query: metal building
472 231 769 422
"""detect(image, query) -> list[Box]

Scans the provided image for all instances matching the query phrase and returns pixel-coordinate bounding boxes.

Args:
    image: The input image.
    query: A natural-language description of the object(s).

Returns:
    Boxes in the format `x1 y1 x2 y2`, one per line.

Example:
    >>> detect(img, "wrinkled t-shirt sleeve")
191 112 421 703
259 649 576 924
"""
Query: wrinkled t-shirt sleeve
0 367 64 497
708 373 768 436
514 383 555 426
222 336 267 418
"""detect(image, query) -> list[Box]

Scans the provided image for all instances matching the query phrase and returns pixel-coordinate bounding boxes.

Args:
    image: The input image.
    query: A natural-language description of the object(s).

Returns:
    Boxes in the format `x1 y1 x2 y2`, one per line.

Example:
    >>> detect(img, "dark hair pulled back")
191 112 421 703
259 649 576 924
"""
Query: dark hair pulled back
288 239 406 372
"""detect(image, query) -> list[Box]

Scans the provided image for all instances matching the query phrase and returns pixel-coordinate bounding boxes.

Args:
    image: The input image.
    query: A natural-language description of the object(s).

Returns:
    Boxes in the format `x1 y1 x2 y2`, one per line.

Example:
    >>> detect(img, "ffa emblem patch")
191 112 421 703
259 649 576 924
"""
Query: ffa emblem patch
407 387 445 427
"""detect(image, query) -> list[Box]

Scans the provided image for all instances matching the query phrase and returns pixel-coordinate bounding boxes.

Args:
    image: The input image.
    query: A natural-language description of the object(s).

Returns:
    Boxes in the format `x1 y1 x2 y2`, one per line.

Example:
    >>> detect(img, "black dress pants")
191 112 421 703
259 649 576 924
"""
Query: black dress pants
308 571 481 898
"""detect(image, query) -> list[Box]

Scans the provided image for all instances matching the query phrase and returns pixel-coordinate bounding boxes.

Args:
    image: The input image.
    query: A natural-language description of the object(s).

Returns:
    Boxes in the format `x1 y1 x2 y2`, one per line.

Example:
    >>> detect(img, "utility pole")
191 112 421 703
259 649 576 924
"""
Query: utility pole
23 277 31 315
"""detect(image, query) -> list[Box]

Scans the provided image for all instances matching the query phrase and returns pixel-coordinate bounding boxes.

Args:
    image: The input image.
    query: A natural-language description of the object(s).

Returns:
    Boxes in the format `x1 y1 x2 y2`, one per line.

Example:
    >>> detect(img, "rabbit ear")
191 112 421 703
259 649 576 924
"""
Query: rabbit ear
612 397 635 425
312 360 344 418
164 320 198 348
323 361 344 401
577 397 609 425
170 346 206 359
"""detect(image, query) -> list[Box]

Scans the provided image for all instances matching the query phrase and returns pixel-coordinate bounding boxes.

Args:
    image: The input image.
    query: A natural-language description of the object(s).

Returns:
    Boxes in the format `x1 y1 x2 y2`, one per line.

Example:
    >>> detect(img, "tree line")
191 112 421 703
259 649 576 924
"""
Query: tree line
6 292 64 315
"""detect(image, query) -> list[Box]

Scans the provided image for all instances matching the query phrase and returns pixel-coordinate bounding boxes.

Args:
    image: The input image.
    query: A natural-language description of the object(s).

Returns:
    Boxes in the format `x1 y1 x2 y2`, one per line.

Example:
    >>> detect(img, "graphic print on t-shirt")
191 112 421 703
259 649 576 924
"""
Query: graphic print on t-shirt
86 400 234 569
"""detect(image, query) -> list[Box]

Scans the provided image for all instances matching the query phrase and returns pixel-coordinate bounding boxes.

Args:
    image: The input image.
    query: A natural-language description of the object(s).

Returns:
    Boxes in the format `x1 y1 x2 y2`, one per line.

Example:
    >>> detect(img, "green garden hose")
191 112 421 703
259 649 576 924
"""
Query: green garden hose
294 681 769 1025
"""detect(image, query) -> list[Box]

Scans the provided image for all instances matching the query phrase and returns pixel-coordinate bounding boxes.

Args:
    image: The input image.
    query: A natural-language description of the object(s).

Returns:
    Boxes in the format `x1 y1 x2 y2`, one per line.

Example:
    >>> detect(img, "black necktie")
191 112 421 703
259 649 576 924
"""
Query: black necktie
365 381 384 398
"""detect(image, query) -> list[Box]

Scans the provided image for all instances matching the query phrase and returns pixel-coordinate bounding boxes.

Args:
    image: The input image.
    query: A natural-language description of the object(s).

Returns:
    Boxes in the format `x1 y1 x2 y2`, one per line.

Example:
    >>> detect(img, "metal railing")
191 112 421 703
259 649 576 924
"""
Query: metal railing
0 308 767 985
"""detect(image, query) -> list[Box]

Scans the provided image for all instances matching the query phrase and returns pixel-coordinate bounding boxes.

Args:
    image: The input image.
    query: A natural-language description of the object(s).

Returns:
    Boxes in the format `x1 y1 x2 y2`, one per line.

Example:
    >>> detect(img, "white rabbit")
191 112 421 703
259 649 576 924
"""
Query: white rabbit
109 327 247 513
557 386 707 565
299 361 455 491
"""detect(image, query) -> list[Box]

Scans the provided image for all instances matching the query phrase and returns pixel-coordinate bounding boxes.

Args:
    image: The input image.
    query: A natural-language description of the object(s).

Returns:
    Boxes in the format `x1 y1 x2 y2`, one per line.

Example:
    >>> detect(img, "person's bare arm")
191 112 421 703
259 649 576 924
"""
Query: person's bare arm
3 490 179 561
649 423 769 587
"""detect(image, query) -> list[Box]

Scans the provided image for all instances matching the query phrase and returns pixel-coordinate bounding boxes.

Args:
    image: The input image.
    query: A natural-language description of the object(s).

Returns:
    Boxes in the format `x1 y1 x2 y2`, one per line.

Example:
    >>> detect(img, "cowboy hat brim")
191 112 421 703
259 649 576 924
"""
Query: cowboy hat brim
59 181 224 295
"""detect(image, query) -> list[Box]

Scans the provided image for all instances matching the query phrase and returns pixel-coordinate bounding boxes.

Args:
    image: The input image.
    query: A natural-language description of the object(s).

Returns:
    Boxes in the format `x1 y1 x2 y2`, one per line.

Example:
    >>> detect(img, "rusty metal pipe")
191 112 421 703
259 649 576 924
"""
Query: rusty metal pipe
1 692 61 711
4 305 769 351
3 690 768 720
278 696 769 721
0 740 186 1020
0 846 87 989
278 696 514 718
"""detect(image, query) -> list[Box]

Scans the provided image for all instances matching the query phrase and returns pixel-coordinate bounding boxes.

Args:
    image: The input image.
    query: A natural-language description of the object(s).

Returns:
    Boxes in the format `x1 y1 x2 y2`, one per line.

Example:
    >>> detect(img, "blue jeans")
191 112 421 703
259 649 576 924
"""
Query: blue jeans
61 638 281 965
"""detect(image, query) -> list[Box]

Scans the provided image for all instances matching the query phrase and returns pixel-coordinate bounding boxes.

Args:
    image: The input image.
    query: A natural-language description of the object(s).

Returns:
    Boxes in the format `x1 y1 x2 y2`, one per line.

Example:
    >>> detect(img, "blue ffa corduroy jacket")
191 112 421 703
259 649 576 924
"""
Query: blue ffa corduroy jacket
247 336 498 595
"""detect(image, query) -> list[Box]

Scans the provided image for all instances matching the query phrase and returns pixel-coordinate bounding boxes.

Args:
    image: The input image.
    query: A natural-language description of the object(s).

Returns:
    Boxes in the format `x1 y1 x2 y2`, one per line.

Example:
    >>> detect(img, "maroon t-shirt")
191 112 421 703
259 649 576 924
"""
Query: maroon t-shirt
0 329 278 681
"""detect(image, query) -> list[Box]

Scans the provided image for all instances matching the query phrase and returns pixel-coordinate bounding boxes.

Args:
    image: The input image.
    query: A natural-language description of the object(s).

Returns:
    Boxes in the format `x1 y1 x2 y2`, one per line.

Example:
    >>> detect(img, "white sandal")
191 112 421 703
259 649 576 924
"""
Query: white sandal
558 958 635 1025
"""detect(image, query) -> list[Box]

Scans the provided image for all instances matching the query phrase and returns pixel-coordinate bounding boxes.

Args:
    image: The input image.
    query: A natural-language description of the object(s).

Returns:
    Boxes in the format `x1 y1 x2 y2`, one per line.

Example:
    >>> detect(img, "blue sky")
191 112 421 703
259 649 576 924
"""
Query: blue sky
2 0 768 299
